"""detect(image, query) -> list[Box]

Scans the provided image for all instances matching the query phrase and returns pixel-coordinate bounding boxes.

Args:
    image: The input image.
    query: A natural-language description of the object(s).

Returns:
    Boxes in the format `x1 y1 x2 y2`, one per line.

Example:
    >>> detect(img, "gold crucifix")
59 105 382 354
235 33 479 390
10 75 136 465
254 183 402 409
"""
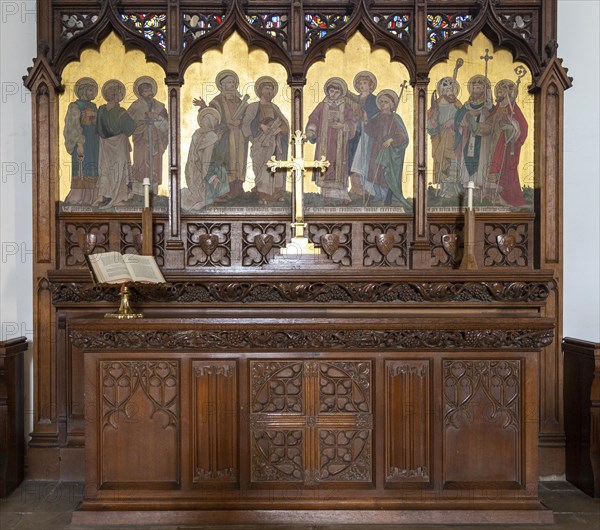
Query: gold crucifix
267 130 329 254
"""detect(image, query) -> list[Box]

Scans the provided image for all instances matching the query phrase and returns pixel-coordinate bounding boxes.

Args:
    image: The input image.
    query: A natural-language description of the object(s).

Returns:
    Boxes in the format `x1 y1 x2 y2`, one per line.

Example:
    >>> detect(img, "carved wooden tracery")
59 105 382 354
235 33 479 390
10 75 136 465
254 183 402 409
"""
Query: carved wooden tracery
24 0 571 523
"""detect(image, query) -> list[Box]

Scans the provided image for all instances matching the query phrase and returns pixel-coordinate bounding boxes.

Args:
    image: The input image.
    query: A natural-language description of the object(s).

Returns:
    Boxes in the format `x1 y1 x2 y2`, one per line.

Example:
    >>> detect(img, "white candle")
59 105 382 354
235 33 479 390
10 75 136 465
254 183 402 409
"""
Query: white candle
143 178 151 208
467 180 474 210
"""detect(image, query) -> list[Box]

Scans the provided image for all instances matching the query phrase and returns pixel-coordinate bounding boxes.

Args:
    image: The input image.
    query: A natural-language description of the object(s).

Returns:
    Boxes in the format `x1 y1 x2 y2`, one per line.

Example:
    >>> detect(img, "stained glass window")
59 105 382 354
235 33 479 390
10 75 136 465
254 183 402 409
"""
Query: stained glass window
305 14 351 50
61 13 99 42
499 13 534 44
120 13 167 51
427 14 473 51
246 14 289 50
372 14 411 41
182 14 224 47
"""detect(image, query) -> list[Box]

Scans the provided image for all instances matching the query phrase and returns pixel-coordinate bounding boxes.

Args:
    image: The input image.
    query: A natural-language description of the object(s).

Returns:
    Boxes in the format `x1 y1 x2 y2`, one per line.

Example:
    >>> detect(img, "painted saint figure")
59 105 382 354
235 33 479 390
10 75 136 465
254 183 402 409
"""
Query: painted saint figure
194 70 249 198
305 77 356 205
347 71 379 200
487 79 528 206
454 74 493 196
182 107 229 211
242 76 290 205
93 79 136 208
127 76 168 197
427 76 462 198
63 77 100 205
363 89 411 209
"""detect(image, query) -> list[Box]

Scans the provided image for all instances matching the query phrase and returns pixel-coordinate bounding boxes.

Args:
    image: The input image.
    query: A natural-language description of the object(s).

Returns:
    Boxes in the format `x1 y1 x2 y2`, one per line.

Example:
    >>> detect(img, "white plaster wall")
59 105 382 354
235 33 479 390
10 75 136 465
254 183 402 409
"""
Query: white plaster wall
0 0 37 444
559 0 600 342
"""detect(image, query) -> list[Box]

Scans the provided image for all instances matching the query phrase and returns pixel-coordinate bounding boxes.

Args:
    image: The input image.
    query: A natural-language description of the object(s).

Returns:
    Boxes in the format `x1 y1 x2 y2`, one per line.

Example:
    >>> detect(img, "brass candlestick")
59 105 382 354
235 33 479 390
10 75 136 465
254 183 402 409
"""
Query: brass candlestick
104 283 144 319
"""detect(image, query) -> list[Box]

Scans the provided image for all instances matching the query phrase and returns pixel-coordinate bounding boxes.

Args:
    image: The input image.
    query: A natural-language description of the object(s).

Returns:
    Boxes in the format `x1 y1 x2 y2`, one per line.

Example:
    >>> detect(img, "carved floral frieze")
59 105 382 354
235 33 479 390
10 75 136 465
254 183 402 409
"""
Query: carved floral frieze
70 328 553 351
51 280 552 304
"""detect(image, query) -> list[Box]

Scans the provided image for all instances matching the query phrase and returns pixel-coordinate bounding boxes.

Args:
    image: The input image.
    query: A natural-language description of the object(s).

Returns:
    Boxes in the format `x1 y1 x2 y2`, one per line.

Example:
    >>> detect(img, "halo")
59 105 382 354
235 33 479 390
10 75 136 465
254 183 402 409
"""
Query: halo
323 77 348 97
74 77 98 100
133 76 158 98
215 70 239 90
353 71 377 92
376 89 399 110
254 76 278 98
101 79 126 103
494 79 517 100
467 74 491 93
197 107 221 128
436 76 460 98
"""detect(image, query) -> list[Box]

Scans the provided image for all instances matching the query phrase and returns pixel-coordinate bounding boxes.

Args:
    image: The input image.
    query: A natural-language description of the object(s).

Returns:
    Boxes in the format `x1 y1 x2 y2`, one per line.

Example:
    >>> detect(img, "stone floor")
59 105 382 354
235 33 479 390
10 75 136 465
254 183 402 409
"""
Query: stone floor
0 481 598 529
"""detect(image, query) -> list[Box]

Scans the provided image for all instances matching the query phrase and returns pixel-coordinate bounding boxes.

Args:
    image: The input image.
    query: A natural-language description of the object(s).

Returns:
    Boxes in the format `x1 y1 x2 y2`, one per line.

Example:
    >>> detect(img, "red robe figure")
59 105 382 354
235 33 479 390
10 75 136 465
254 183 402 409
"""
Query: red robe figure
488 79 528 206
306 77 356 205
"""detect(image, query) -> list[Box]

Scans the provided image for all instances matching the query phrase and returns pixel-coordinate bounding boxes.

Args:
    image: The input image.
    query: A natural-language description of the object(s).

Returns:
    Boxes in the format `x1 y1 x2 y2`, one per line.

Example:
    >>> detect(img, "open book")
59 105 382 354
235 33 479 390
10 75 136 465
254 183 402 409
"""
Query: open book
86 252 166 285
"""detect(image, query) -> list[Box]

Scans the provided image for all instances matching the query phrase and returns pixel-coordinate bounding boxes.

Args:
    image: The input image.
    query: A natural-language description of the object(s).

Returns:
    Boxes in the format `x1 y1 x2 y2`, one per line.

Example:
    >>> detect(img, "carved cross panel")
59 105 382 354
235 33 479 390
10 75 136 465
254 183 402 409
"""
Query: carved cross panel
250 360 373 486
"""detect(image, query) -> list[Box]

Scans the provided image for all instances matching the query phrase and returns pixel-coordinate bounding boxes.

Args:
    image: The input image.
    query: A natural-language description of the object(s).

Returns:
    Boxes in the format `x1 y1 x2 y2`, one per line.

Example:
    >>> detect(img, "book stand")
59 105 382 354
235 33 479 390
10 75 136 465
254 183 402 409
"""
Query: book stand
104 283 144 319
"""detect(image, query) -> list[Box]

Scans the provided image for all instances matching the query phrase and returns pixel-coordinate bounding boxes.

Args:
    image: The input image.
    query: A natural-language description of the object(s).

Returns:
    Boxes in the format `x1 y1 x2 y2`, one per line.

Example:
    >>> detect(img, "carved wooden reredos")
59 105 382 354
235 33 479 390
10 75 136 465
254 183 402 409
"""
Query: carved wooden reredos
24 0 571 479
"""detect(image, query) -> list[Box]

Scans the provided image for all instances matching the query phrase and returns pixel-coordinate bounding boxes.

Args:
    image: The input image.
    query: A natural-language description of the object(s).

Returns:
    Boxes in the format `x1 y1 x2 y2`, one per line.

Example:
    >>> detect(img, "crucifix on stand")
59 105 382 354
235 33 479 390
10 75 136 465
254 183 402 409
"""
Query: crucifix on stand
267 130 329 255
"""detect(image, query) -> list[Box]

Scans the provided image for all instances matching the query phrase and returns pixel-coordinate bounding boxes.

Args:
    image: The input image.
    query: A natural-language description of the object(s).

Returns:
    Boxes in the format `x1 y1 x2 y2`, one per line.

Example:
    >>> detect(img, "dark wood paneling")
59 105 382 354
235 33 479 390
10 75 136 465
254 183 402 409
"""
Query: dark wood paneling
564 338 600 497
0 338 27 497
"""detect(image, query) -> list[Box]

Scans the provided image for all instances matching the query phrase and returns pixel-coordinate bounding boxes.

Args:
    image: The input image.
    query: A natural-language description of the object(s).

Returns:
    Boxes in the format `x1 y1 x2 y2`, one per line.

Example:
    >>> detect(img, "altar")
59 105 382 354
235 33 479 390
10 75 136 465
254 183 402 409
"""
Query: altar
69 303 552 525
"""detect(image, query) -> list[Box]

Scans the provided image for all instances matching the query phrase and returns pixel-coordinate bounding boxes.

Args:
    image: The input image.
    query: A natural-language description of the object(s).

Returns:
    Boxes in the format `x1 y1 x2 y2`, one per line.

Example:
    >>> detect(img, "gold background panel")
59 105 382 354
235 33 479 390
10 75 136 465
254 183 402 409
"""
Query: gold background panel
303 32 414 197
59 32 169 201
181 32 291 194
427 33 535 193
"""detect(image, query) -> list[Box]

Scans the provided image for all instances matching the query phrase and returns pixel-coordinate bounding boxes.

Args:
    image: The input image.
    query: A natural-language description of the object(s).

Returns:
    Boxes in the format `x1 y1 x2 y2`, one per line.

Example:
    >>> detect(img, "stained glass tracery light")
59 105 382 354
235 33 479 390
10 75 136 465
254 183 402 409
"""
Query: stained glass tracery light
246 14 289 50
372 14 411 41
60 13 99 42
427 14 474 51
182 13 224 47
120 12 167 51
305 13 351 50
499 13 535 44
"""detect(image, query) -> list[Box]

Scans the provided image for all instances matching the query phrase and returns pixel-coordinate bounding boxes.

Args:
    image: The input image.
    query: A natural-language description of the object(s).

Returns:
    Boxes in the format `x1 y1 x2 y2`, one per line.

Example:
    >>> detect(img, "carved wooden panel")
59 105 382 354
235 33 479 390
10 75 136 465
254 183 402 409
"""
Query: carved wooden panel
120 222 165 266
186 222 231 267
363 224 408 267
64 222 109 266
250 360 373 486
429 222 463 268
484 223 529 267
443 359 521 486
242 223 287 266
100 360 179 486
308 223 352 266
192 361 238 484
386 360 431 485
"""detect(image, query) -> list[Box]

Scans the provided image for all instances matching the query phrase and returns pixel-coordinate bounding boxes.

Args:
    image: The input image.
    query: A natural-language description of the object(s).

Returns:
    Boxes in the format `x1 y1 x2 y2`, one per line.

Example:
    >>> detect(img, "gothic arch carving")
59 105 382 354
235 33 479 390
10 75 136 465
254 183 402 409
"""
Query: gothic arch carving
302 1 416 80
54 0 168 75
427 0 543 78
180 1 291 77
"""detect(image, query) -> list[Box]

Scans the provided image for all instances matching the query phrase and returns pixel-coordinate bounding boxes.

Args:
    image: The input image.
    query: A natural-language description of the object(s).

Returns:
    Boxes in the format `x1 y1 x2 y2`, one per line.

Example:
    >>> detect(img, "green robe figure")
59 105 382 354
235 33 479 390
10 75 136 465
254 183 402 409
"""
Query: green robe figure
364 89 411 210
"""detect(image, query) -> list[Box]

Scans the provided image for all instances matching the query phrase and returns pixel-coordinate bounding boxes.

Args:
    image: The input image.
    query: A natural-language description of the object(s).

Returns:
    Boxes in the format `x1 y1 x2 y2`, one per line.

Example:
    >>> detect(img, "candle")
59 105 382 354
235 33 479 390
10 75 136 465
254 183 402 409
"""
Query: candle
467 180 474 210
143 178 151 208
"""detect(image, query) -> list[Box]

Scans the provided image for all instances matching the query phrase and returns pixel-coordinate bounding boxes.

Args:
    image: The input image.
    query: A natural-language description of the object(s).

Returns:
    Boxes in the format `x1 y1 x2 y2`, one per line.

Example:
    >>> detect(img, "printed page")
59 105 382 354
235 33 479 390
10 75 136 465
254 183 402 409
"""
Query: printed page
87 252 132 284
122 254 166 283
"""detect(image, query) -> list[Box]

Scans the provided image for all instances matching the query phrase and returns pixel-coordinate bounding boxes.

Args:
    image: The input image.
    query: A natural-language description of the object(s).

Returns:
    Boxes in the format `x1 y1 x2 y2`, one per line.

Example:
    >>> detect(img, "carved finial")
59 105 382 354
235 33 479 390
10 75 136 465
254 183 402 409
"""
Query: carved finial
37 39 49 57
545 39 559 59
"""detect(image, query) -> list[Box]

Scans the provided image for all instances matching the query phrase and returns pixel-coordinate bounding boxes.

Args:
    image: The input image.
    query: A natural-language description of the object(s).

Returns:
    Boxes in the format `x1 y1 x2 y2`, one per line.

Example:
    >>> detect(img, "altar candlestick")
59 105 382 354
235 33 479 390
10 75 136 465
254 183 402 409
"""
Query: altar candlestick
143 178 151 208
467 180 475 210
